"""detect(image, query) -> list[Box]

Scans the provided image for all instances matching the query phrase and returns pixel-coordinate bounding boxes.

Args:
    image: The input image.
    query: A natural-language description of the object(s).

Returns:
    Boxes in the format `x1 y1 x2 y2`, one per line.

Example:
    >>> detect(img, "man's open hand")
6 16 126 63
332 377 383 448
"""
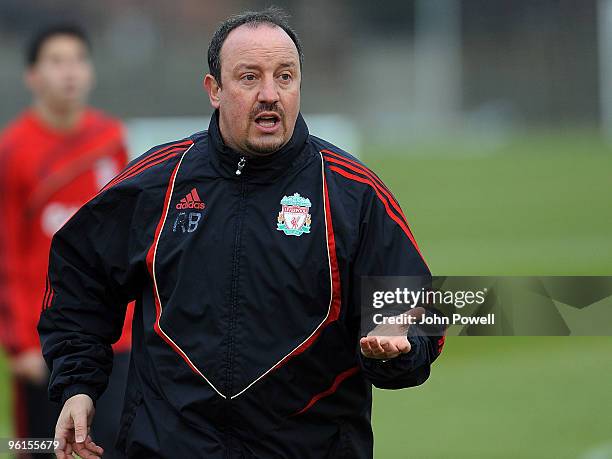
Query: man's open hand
54 393 103 459
360 307 425 360
360 335 411 359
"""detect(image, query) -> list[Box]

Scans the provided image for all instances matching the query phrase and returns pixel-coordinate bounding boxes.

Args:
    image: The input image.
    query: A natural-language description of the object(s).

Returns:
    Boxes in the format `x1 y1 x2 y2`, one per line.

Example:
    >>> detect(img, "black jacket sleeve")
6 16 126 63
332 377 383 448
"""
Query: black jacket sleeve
351 183 445 389
37 183 144 404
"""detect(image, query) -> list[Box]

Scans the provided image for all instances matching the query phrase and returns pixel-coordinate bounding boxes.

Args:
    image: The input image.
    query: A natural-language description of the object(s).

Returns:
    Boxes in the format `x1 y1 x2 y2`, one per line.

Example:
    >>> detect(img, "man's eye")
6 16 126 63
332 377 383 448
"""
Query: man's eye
280 74 292 81
242 74 256 81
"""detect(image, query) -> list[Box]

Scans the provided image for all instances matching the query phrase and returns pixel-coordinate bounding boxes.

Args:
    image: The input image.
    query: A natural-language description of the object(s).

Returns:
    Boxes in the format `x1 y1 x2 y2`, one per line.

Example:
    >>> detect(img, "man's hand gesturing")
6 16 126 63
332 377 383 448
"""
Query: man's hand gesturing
360 335 411 360
360 307 425 360
54 393 104 459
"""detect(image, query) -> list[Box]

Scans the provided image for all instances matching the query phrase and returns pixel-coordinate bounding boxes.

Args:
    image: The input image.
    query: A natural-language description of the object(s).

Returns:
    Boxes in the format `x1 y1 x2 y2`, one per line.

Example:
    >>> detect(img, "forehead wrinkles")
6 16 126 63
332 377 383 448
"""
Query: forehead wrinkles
220 25 299 72
230 46 298 72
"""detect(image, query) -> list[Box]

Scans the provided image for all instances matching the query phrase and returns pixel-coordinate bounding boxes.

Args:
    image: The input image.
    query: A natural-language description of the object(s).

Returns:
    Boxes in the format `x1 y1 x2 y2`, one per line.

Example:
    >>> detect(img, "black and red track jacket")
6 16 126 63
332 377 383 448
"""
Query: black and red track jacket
38 111 444 458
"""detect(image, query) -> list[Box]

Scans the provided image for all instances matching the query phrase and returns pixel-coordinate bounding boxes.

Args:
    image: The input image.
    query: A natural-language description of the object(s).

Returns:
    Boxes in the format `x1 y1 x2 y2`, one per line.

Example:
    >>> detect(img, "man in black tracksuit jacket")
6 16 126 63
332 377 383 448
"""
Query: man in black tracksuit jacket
38 9 444 459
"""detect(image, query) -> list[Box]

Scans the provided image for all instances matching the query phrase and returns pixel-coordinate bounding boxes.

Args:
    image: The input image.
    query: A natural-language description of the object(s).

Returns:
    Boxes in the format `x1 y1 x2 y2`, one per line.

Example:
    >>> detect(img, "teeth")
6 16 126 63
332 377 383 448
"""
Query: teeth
257 119 276 127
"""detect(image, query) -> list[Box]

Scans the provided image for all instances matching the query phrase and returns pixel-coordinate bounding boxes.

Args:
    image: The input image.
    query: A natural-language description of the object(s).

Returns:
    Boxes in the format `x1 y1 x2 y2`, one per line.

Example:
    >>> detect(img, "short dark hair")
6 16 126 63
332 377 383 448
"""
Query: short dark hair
26 24 91 66
207 7 303 85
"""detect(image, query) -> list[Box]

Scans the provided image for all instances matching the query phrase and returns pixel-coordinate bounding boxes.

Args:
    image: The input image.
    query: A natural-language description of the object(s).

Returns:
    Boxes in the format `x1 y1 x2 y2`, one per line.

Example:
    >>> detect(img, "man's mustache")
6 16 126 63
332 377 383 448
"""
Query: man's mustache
250 103 284 120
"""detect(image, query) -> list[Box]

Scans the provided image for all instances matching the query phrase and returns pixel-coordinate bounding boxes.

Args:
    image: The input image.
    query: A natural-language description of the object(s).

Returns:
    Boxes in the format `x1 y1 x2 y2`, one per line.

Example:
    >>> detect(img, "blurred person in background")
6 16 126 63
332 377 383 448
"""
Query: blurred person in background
0 24 132 458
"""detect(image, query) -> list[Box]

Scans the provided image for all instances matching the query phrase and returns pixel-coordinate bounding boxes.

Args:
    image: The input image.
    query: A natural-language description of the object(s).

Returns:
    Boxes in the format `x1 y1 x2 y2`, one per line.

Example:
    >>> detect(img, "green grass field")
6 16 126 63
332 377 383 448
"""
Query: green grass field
0 132 610 458
372 336 612 459
367 133 612 458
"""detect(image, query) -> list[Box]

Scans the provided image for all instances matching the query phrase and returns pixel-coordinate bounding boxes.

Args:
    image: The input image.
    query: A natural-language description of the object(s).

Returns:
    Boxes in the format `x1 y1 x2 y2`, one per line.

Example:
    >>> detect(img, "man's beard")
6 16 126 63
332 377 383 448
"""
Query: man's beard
244 130 287 155
244 102 288 155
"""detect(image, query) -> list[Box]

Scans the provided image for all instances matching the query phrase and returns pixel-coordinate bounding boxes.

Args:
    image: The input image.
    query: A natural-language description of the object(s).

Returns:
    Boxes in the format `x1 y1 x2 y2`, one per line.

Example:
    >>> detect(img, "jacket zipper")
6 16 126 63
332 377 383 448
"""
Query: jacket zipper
225 156 247 458
235 156 246 175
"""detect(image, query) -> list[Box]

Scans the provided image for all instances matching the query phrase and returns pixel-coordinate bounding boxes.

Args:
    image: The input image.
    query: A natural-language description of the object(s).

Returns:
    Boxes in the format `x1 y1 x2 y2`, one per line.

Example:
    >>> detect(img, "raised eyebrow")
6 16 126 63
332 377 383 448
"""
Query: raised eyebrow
234 63 261 73
234 62 297 72
277 62 298 70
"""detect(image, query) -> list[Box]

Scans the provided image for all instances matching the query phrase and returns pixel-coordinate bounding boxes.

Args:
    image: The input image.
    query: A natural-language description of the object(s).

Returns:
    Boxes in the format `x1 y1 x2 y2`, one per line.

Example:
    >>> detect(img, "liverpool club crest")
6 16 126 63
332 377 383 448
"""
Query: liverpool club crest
277 193 312 236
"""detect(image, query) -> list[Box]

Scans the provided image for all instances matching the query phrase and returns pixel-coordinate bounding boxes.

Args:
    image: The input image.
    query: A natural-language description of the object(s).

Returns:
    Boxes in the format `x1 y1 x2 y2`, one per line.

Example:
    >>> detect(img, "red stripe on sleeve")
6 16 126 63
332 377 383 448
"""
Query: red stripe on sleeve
42 275 50 311
437 335 446 354
327 165 426 264
322 149 392 194
321 153 409 224
102 143 191 192
106 140 192 188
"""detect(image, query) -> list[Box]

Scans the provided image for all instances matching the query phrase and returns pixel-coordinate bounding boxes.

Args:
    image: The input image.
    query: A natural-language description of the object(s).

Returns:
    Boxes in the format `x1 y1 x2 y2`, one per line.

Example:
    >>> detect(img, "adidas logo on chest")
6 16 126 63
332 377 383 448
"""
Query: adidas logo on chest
173 188 205 233
176 188 205 210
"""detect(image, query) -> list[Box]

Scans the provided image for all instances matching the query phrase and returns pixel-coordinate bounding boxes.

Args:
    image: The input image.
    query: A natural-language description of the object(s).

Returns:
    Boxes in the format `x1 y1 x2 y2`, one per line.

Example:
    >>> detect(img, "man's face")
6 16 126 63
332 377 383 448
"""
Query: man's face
26 35 94 111
204 24 301 156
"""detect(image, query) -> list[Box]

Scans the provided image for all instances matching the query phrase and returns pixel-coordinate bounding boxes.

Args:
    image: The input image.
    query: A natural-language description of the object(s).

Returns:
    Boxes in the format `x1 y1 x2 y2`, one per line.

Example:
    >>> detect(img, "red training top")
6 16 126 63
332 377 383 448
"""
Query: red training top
0 108 133 355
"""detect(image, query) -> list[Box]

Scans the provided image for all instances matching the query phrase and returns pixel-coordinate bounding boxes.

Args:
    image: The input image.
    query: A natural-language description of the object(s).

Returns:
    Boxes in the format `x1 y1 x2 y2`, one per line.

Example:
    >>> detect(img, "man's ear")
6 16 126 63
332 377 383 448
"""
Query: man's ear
203 74 221 109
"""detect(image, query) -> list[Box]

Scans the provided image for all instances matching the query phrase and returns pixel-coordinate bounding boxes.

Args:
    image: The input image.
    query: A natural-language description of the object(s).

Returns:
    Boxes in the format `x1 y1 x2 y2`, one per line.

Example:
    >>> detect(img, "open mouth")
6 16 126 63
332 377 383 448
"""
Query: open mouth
254 112 281 128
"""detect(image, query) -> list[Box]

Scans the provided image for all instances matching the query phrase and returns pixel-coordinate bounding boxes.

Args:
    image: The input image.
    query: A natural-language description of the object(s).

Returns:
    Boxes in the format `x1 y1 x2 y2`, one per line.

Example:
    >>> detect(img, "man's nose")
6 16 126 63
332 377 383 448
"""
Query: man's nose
257 77 280 104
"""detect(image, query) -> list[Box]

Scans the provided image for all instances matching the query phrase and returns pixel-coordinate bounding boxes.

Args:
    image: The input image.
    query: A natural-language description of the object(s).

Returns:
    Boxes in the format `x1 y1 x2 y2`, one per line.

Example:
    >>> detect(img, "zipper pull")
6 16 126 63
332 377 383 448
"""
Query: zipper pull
235 156 246 175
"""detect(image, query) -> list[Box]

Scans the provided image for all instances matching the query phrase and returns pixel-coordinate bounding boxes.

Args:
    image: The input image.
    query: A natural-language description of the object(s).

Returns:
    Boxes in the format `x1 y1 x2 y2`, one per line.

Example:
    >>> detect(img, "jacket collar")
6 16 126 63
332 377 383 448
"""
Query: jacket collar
207 109 310 182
